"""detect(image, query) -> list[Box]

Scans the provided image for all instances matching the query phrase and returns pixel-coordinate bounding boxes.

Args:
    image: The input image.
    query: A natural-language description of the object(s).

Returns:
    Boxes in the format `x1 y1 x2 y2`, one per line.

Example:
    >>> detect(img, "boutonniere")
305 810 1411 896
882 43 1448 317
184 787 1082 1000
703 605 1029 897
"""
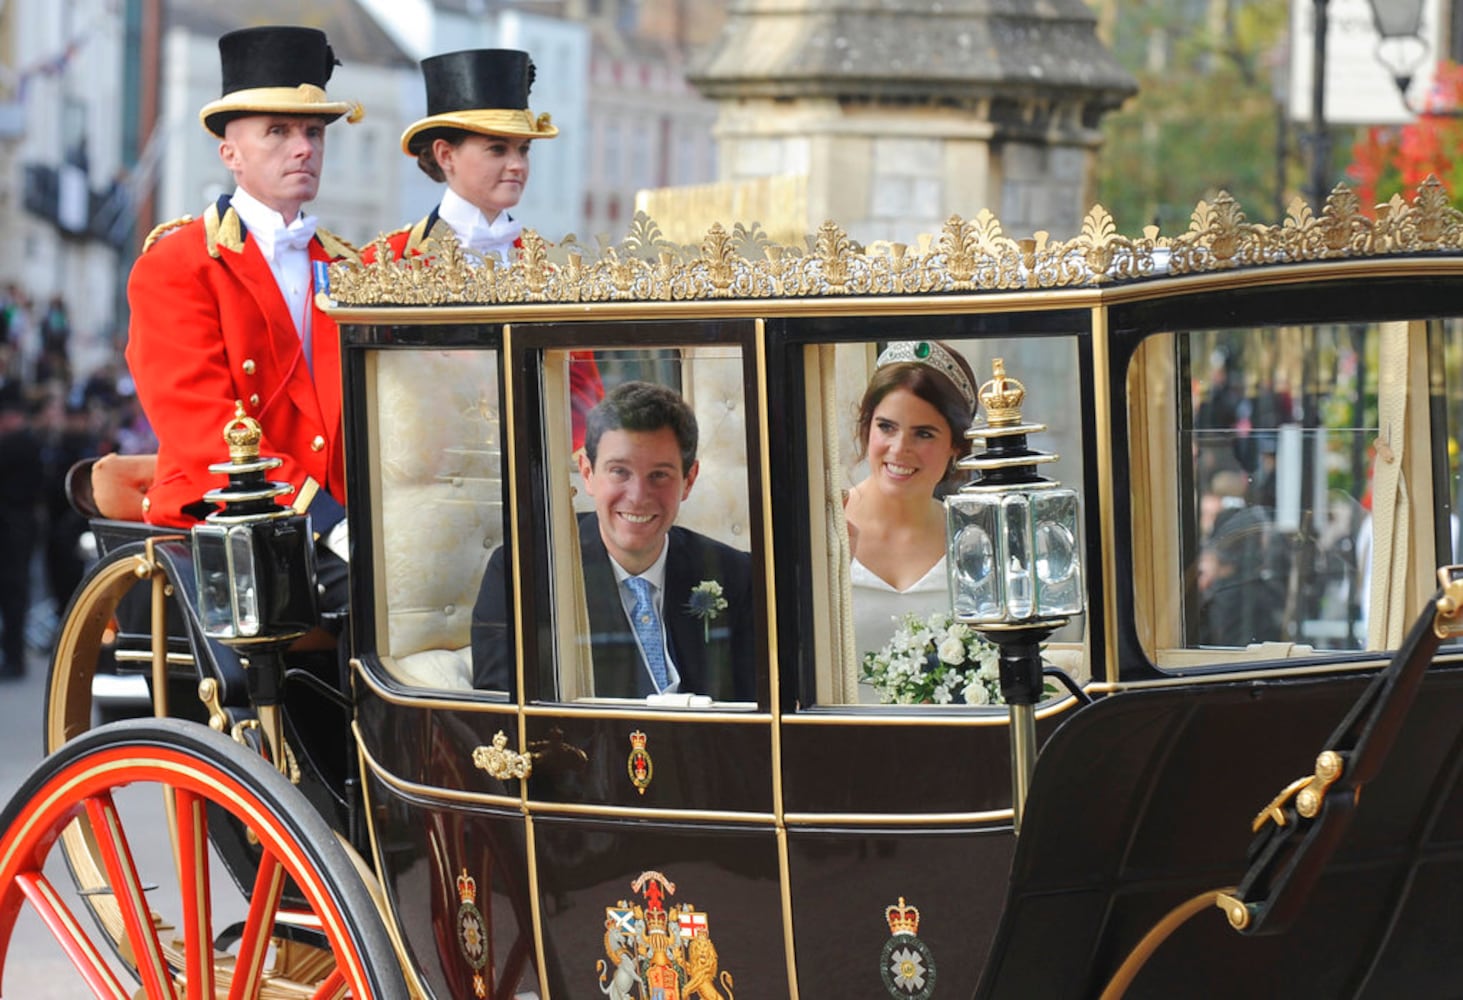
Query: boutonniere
686 580 728 641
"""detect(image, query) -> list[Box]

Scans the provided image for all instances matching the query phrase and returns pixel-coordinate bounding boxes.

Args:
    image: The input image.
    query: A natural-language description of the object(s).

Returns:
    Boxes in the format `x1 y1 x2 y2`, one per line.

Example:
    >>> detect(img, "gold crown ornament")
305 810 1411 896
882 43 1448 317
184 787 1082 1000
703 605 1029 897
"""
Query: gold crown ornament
457 869 478 905
222 400 263 464
978 358 1026 427
885 897 920 936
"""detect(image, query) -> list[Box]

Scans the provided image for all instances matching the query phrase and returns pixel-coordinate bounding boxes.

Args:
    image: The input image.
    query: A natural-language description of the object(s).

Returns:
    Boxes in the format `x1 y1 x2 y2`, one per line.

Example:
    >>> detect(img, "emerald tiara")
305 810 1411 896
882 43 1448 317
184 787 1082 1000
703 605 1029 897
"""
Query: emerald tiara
875 341 977 408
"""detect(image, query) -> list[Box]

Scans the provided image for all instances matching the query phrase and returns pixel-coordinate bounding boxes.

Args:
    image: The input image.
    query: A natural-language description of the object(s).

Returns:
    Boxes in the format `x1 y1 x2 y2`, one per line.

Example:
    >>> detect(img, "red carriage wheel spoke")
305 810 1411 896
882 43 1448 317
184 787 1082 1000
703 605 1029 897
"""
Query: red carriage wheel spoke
14 871 130 998
0 720 405 999
310 967 348 1000
227 851 287 1000
172 788 215 1000
84 793 179 1000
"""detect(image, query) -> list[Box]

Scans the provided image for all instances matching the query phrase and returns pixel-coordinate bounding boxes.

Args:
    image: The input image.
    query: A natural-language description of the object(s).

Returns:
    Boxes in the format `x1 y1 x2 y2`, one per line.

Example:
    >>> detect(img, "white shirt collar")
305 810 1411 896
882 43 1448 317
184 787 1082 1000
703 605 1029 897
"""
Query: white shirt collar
607 538 669 593
438 187 521 262
230 187 315 261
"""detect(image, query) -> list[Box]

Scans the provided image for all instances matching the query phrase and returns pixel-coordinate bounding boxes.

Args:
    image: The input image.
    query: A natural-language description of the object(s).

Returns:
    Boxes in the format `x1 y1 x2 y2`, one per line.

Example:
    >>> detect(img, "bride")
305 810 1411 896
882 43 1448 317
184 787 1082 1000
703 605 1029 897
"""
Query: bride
844 340 977 661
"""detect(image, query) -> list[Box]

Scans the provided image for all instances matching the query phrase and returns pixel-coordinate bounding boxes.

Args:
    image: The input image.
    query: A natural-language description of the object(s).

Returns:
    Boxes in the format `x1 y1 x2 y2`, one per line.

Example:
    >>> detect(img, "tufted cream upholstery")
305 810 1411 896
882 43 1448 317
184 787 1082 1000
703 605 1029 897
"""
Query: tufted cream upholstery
676 347 753 552
375 350 502 689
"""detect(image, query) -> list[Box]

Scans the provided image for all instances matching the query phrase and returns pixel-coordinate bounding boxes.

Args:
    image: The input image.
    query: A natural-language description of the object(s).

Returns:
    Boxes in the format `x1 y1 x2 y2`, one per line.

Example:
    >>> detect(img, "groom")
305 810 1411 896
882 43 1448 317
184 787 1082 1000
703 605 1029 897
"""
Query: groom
472 381 755 701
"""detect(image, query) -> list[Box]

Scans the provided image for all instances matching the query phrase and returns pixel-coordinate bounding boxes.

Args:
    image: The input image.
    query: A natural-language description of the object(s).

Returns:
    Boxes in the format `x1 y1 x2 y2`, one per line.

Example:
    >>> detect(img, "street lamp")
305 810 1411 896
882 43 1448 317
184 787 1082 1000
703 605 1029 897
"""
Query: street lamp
946 360 1083 834
1305 0 1449 212
1367 0 1432 105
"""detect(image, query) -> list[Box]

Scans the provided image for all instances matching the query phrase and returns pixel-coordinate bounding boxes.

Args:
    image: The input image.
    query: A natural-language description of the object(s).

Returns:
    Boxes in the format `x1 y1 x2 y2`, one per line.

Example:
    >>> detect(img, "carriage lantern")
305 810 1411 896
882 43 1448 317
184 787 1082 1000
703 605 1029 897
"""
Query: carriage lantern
946 359 1083 833
192 401 318 644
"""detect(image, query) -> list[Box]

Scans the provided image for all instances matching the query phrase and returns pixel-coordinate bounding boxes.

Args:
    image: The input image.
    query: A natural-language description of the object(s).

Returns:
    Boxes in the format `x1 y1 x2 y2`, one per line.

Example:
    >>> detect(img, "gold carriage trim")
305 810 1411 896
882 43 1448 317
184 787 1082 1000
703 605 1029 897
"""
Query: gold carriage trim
327 176 1463 307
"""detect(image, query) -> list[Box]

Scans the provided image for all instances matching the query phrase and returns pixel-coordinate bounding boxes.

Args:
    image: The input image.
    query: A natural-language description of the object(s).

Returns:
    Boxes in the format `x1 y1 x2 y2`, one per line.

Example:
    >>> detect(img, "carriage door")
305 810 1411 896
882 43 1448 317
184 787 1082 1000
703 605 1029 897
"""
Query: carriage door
768 314 1094 999
504 320 786 998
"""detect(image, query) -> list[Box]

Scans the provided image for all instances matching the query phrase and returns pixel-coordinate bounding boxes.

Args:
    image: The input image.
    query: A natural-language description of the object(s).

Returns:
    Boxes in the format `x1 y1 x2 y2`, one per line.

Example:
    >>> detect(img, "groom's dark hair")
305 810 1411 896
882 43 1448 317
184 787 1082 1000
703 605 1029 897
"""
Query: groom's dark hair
584 381 699 475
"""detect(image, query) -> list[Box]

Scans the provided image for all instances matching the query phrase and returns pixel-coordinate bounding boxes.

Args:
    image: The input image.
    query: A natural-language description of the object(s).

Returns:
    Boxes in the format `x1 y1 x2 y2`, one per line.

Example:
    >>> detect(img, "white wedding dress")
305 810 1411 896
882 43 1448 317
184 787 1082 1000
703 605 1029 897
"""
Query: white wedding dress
850 555 950 662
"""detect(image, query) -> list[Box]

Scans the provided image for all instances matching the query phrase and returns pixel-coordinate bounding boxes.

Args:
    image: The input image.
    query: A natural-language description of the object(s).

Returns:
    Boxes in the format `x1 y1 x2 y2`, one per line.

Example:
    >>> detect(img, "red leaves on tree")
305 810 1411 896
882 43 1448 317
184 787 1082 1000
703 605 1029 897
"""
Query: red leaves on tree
1347 61 1463 214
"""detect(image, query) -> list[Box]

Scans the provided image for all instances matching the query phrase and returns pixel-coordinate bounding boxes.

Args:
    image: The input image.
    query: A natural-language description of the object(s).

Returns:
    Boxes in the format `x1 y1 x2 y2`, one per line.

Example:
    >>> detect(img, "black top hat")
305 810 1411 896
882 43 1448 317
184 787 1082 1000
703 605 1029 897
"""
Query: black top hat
199 26 362 139
401 48 558 155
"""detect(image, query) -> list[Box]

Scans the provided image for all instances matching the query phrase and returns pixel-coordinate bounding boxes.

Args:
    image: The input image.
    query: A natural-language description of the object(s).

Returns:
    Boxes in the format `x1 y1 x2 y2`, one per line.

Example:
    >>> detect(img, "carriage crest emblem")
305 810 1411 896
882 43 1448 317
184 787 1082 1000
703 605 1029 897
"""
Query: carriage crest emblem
597 869 735 999
627 729 654 794
456 869 490 997
880 896 936 999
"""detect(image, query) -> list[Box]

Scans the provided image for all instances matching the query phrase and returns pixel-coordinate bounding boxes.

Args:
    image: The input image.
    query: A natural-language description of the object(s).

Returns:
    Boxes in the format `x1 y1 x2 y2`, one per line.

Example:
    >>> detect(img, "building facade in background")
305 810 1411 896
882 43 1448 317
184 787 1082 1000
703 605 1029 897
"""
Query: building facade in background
0 0 129 368
10 0 1463 378
0 0 719 374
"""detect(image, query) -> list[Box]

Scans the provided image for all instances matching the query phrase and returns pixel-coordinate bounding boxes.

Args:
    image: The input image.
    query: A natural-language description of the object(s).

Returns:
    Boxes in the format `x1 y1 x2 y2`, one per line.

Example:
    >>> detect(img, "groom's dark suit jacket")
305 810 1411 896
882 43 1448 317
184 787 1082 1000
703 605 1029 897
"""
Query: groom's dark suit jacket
472 513 755 700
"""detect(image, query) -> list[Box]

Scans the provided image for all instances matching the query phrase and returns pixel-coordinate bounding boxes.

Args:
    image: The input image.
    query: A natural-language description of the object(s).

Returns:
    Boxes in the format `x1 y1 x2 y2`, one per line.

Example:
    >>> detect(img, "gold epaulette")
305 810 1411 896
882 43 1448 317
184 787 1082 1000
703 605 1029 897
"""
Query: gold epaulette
316 226 359 264
404 216 438 255
142 216 194 253
204 202 244 258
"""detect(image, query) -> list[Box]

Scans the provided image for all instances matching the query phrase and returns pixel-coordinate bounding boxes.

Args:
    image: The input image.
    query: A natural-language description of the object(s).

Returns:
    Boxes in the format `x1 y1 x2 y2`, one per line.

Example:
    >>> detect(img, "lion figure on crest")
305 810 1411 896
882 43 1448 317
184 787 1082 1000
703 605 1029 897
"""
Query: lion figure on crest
682 933 734 1000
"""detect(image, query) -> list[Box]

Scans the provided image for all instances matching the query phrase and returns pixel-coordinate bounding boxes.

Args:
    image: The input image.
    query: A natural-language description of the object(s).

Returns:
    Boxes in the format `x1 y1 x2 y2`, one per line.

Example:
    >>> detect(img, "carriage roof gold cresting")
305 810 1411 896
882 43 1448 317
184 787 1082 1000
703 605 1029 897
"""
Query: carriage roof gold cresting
327 176 1463 311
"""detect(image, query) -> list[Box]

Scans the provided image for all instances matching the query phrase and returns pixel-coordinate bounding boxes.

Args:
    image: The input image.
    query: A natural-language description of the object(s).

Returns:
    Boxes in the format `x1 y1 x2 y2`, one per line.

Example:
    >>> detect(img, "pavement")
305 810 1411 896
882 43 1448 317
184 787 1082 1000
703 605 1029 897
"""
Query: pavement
0 612 174 996
0 643 113 995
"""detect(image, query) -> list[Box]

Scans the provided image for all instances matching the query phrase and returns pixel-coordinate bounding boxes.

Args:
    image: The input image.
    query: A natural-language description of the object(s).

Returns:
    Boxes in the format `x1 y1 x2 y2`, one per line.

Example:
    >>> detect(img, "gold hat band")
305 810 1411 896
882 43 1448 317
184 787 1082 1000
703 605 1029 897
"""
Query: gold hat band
200 84 361 137
400 108 558 154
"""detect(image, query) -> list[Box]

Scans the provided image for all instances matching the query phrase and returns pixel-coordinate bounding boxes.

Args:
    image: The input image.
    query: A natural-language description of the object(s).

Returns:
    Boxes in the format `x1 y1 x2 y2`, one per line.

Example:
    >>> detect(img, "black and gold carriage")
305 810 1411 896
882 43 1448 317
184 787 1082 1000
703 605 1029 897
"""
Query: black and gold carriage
7 180 1463 998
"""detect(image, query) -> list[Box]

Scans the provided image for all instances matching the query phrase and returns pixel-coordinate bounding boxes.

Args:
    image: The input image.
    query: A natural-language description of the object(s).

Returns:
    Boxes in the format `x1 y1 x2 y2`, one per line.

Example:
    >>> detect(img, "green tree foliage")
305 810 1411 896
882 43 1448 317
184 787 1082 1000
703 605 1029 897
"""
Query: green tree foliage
1096 1 1301 231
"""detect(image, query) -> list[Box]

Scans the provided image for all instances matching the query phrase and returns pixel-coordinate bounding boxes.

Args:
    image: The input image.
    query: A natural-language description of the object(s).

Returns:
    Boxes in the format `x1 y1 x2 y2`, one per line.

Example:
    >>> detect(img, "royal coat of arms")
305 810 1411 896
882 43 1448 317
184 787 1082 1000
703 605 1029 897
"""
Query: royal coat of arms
597 870 735 999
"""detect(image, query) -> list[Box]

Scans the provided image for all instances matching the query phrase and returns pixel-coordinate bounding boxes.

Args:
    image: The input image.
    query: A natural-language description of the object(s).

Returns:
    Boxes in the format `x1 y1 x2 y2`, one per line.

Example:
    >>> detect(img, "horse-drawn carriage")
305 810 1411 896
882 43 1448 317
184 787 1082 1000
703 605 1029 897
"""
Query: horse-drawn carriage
6 180 1463 998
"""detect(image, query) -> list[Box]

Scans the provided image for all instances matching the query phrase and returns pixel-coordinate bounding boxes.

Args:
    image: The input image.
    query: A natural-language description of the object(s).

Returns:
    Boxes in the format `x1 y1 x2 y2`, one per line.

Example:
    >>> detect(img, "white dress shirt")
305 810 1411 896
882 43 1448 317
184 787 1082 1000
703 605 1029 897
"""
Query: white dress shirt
230 187 315 359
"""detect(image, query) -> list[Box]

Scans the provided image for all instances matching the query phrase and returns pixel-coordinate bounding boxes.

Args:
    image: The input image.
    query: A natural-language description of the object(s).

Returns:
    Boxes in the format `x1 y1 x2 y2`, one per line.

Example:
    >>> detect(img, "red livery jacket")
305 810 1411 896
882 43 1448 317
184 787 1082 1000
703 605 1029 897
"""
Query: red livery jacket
368 206 604 451
125 195 354 531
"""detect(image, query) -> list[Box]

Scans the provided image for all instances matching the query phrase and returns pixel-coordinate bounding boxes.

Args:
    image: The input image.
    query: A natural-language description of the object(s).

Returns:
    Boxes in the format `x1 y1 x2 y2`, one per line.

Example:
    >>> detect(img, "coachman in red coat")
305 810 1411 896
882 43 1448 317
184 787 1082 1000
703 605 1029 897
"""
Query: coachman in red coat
125 26 362 558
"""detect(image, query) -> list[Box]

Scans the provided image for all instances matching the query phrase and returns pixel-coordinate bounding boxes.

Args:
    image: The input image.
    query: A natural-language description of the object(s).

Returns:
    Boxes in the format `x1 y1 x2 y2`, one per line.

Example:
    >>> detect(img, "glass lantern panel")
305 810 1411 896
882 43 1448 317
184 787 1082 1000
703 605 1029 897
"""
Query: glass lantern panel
227 525 260 637
948 493 1004 623
1032 488 1083 617
193 525 235 639
1001 493 1035 619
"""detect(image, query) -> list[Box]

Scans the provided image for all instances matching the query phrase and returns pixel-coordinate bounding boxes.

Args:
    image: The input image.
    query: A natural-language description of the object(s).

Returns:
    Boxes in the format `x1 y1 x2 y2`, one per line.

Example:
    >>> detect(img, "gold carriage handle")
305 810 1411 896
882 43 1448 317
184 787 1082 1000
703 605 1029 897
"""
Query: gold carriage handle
472 729 590 782
473 731 534 781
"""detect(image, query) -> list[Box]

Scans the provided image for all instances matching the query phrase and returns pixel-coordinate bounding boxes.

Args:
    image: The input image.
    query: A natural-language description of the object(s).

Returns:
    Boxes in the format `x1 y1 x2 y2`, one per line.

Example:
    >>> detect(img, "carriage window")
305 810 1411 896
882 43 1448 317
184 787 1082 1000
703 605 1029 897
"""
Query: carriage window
370 348 504 692
804 336 1087 707
1440 319 1463 574
1130 321 1434 668
528 345 756 706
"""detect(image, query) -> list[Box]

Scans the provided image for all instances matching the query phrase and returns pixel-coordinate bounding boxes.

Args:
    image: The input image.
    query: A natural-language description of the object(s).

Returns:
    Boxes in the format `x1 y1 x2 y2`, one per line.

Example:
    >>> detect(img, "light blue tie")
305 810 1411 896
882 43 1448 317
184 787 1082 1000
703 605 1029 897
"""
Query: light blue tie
625 576 669 692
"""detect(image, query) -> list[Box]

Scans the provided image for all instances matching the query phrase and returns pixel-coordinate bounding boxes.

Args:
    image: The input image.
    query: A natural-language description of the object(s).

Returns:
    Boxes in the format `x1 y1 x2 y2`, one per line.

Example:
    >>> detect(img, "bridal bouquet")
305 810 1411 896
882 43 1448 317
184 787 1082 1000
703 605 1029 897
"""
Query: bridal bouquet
861 612 1005 706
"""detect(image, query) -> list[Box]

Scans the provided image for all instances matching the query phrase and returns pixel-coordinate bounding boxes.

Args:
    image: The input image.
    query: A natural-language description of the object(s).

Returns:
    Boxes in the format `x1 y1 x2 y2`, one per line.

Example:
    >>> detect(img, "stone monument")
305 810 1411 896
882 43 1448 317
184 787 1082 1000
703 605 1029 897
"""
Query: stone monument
683 0 1136 242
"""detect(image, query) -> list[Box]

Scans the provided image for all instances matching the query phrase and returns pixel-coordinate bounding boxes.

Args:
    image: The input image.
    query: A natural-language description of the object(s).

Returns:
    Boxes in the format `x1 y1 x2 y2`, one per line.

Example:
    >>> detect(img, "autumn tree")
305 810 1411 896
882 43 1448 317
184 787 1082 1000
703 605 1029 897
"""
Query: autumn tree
1346 62 1463 210
1096 0 1308 231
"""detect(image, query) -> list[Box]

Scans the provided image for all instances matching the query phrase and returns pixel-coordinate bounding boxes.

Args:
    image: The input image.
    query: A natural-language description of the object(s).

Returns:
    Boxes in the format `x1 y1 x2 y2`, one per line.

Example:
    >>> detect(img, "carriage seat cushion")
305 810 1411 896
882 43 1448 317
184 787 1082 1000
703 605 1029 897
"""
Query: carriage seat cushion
376 351 501 690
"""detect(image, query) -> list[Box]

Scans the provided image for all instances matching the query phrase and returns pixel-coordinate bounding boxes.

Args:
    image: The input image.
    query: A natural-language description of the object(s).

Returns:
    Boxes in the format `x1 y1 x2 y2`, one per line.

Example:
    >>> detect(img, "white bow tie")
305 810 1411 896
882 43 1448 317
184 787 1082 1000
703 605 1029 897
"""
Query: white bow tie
271 217 317 255
463 215 522 258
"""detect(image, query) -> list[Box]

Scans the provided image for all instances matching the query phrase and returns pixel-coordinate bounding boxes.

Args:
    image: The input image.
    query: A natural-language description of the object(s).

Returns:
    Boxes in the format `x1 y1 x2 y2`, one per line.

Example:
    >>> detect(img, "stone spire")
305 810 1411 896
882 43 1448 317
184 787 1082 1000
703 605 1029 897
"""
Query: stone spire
687 0 1136 241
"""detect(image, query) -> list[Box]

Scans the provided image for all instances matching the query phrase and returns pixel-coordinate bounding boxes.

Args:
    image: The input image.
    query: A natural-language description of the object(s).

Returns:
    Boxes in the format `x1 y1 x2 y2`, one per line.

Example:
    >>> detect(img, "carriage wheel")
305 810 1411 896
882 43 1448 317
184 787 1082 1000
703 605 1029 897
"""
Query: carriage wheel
0 719 407 999
46 545 176 752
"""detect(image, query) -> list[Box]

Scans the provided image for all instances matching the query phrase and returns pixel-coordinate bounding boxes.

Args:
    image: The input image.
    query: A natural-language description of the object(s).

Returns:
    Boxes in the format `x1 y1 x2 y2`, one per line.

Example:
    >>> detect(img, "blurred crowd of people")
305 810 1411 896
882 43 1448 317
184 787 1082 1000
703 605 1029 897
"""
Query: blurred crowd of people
0 286 155 678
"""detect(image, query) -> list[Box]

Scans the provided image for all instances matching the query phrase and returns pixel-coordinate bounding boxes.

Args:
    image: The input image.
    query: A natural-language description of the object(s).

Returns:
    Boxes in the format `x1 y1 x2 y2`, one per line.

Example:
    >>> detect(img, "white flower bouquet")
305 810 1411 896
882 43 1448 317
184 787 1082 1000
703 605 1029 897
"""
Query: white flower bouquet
861 612 1005 706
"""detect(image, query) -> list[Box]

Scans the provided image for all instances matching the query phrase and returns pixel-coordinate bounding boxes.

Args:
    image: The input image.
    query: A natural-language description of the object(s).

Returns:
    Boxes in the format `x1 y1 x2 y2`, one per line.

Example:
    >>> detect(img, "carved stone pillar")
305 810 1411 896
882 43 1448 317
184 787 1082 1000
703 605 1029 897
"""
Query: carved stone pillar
689 0 1136 241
